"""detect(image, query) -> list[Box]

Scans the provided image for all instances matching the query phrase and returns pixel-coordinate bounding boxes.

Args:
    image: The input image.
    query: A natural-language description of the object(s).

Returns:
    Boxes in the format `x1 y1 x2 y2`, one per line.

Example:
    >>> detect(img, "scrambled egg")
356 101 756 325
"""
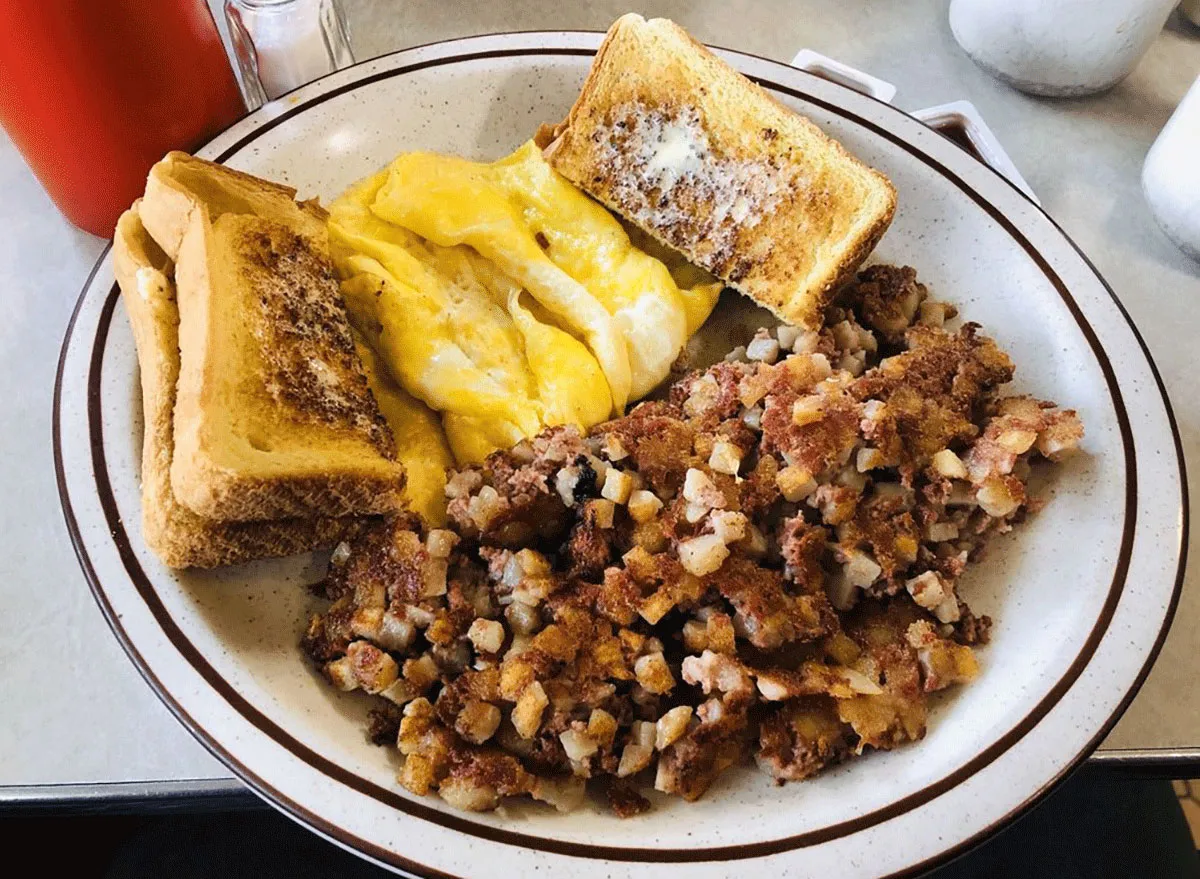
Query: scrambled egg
329 140 723 475
354 338 454 526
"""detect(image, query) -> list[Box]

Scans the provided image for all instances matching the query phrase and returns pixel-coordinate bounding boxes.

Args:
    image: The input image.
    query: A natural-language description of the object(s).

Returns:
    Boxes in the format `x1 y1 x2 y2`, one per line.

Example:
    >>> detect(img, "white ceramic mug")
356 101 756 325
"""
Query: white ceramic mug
1143 75 1200 262
949 0 1176 96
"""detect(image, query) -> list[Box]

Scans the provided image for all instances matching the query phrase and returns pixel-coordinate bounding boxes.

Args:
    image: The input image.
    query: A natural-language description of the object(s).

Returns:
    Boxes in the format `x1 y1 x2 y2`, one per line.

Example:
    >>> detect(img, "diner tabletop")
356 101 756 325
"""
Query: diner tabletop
1 0 1196 809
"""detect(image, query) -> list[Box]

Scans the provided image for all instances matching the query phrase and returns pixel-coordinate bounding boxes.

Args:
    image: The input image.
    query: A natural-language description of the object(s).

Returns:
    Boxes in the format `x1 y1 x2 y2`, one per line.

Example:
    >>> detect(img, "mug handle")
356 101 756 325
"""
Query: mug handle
789 49 897 104
790 49 1039 204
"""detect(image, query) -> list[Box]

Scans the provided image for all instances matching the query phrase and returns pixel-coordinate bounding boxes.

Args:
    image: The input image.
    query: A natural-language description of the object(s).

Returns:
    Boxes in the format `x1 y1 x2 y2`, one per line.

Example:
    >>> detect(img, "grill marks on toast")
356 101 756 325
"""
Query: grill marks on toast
234 219 396 459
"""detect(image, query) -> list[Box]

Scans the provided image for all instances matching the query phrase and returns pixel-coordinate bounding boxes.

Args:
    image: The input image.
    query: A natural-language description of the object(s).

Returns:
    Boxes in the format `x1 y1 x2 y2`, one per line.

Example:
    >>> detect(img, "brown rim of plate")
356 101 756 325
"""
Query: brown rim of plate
53 40 1187 879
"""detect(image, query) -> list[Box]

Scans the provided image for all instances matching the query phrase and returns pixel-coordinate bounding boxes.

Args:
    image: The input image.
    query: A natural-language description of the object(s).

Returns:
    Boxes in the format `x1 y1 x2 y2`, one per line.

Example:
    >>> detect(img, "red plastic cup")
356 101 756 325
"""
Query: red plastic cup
0 0 246 237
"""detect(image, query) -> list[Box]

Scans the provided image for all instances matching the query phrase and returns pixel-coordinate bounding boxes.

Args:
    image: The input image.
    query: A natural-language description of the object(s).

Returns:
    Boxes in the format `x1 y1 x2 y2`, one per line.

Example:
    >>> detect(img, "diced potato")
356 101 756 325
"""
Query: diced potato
512 681 548 738
627 489 664 523
468 618 505 654
425 529 458 558
346 640 399 694
683 374 721 417
630 720 657 748
682 468 724 508
505 602 541 636
325 657 358 691
639 589 676 626
738 523 769 558
555 466 581 507
776 465 817 501
421 558 448 598
746 335 780 364
601 468 634 504
617 743 653 778
977 476 1021 518
403 653 440 690
792 395 825 427
682 619 709 652
602 434 629 462
844 550 882 587
559 728 599 762
587 708 619 747
350 606 383 640
710 510 748 545
792 331 822 355
856 447 884 472
776 325 801 350
531 775 586 812
438 777 499 812
400 753 437 796
927 522 959 542
708 440 743 476
678 534 729 576
831 320 858 351
932 449 968 480
634 652 675 695
589 498 616 529
705 612 737 655
376 612 415 651
397 697 434 756
455 700 502 744
998 429 1038 454
906 571 953 616
330 541 352 566
379 678 418 706
655 706 694 750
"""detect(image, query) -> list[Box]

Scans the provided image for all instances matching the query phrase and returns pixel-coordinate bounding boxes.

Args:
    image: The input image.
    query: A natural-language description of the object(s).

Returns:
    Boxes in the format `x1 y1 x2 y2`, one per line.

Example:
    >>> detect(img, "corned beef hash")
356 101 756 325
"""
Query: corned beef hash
303 265 1083 816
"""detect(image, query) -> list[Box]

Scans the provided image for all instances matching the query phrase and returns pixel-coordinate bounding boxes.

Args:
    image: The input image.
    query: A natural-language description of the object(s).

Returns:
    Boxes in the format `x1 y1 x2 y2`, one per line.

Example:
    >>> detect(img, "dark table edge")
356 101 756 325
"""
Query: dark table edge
3 752 1198 816
0 779 261 815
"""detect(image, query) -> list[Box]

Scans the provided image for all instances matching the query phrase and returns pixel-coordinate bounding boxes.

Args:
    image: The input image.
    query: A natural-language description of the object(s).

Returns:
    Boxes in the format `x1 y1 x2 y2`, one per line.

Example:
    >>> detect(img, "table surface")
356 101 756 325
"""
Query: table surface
2 0 1197 807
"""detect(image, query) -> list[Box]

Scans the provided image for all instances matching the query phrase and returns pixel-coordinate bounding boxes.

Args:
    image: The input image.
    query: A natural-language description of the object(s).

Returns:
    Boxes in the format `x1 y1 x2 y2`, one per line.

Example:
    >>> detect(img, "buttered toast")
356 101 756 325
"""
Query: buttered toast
114 205 364 567
140 153 407 522
543 14 896 328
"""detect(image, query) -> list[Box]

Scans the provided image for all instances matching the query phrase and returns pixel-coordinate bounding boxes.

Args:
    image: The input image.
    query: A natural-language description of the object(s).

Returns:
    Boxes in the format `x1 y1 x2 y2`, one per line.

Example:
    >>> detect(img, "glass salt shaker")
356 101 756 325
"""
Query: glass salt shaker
224 0 354 109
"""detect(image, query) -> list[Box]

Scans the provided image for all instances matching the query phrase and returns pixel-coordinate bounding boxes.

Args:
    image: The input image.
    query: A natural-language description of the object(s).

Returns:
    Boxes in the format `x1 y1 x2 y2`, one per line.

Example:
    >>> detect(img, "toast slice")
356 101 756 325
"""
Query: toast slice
140 151 327 261
142 154 407 522
114 205 365 567
543 14 896 328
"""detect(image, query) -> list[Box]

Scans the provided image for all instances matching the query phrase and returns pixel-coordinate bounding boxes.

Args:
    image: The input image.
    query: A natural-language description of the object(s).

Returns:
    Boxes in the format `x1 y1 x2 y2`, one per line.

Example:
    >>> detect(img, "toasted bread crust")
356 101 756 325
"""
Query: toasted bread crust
174 457 406 525
140 153 407 523
818 196 896 313
232 218 396 459
140 152 327 262
544 14 896 328
115 205 366 568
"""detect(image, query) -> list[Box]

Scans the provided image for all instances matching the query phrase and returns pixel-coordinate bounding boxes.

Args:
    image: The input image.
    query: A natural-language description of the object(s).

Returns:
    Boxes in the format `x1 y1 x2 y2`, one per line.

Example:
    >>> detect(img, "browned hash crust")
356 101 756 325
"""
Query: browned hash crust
303 265 1082 815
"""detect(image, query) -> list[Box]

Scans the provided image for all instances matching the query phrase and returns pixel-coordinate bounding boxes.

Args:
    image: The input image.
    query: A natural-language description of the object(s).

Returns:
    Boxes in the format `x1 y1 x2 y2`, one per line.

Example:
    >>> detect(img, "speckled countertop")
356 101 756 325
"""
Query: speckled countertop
0 0 1195 803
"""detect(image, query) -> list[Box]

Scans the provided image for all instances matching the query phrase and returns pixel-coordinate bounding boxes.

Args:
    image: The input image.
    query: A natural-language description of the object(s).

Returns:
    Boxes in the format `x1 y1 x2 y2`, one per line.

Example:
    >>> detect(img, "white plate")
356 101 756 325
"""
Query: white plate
54 31 1186 879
